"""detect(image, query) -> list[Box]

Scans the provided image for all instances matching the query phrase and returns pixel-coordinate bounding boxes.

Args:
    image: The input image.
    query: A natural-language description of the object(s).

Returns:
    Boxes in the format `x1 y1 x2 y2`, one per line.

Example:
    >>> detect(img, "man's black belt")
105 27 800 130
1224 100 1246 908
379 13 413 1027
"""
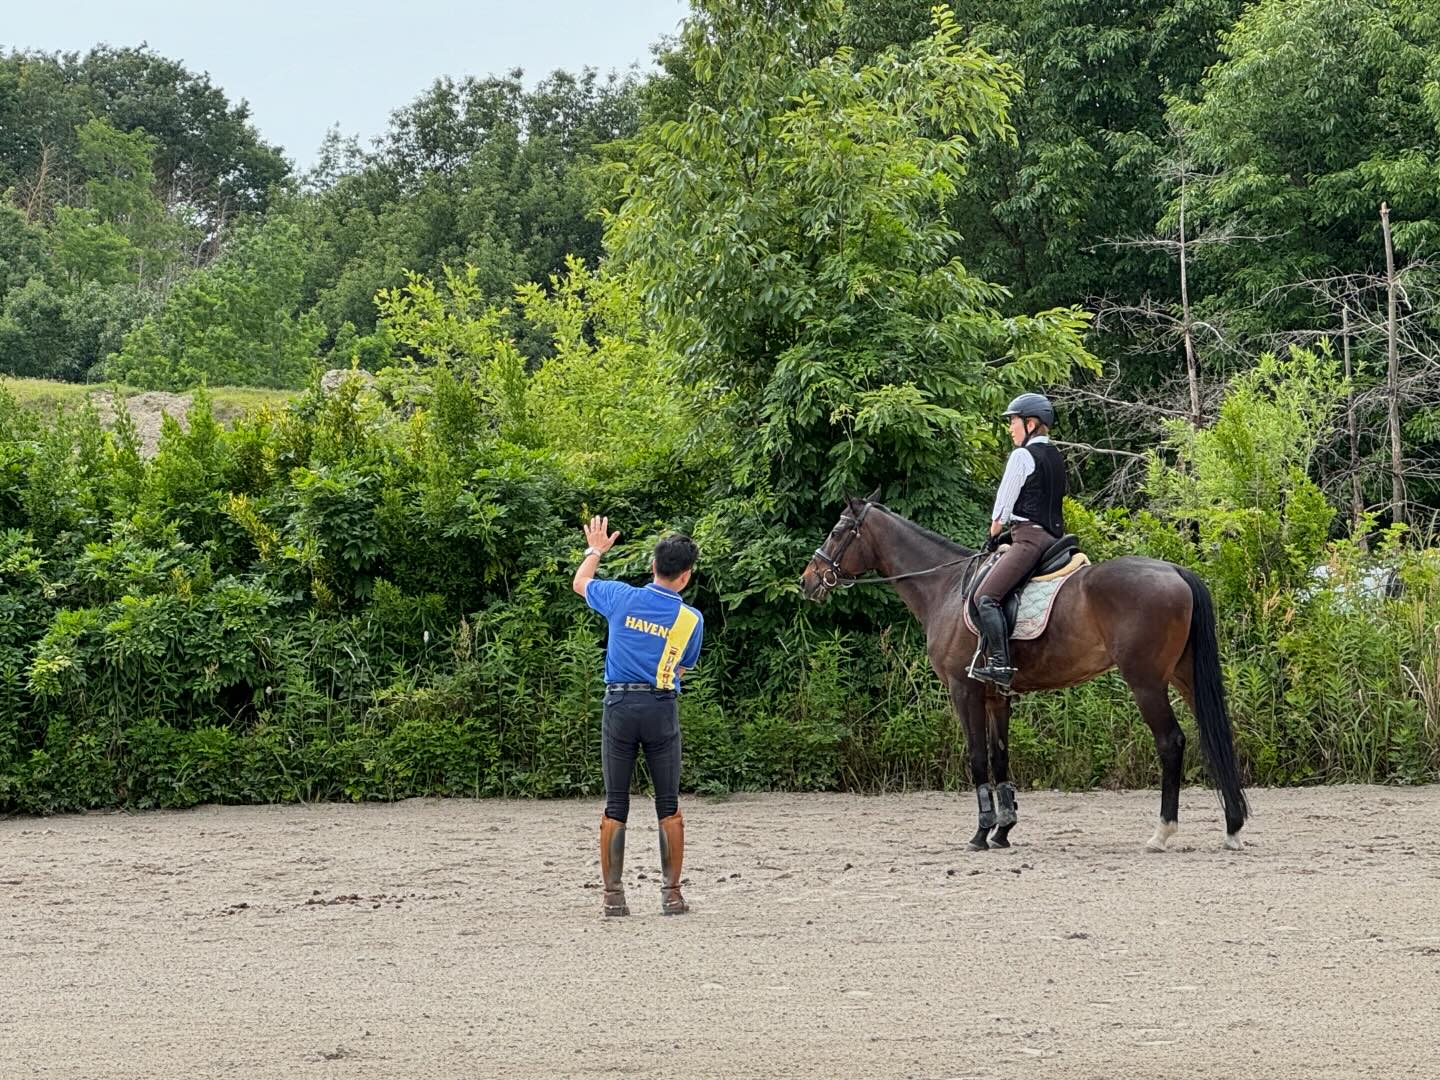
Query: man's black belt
606 682 661 692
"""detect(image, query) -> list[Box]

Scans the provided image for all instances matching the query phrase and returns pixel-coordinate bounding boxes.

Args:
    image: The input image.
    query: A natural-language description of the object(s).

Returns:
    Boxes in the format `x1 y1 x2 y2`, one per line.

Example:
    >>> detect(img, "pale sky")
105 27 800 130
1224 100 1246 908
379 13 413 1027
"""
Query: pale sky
3 0 690 168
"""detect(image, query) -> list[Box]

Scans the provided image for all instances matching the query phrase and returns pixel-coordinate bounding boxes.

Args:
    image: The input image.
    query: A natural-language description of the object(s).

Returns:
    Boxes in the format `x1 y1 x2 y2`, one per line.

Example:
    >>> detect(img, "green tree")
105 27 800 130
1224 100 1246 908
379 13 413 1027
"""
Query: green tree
376 256 698 476
41 119 199 293
720 0 1245 320
49 208 135 288
0 277 75 378
1145 347 1343 614
107 217 323 389
0 206 49 299
0 205 149 381
607 1 1095 538
954 0 1245 314
1172 0 1440 330
0 53 90 214
519 258 696 479
298 70 643 337
0 46 289 233
80 44 290 218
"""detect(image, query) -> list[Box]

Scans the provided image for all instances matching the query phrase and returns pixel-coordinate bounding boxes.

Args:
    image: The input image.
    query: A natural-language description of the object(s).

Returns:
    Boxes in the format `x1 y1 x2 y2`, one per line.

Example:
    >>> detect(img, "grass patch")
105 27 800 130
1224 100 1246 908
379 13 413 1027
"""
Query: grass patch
1 378 296 421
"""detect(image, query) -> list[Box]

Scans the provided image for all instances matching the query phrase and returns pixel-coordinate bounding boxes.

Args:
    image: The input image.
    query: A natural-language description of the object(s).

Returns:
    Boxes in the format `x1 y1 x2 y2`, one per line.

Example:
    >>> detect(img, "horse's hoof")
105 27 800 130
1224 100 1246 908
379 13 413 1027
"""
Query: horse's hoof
967 832 990 851
989 825 1013 848
1224 832 1244 851
1147 821 1177 852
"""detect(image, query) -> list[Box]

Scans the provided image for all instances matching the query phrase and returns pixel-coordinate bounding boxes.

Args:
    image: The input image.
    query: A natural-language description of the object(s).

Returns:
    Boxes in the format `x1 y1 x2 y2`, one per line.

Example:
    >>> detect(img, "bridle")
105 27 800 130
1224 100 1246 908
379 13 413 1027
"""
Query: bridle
810 503 872 591
809 502 983 595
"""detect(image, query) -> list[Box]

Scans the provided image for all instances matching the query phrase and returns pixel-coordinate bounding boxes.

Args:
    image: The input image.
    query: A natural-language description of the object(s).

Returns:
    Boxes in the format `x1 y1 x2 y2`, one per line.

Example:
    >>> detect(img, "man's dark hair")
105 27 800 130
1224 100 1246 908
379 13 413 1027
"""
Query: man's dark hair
654 534 699 579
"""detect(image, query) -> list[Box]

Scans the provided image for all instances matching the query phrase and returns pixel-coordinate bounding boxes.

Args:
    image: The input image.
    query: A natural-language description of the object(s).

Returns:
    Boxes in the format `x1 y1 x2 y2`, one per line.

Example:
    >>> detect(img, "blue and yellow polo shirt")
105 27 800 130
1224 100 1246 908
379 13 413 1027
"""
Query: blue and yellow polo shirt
584 580 703 691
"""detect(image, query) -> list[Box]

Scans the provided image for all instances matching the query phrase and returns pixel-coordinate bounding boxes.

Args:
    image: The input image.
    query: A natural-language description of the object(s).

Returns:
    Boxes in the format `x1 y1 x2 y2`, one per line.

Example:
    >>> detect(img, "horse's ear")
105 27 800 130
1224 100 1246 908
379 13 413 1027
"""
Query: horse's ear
866 485 882 504
842 489 856 511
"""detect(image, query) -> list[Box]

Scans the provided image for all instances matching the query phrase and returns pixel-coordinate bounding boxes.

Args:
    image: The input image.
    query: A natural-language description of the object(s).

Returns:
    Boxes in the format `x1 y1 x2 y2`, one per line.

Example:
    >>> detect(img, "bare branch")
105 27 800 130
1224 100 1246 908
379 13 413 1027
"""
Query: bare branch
1096 229 1279 254
1064 383 1192 420
1053 439 1147 461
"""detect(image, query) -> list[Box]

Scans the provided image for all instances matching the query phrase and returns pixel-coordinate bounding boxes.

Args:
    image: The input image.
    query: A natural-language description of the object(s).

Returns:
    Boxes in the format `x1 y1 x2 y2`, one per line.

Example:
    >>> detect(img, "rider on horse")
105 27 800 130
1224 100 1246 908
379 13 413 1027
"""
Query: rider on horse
972 393 1067 689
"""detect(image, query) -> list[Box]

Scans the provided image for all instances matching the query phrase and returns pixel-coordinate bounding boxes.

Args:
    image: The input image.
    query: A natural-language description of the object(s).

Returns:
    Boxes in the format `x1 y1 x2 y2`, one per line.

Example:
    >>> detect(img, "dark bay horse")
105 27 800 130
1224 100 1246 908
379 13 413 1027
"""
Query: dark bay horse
799 495 1248 852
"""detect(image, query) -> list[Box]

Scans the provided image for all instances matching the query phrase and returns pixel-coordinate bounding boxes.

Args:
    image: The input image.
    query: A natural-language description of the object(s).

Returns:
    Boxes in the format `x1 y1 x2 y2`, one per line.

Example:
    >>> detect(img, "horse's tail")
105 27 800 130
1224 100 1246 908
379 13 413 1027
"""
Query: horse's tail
1177 566 1248 835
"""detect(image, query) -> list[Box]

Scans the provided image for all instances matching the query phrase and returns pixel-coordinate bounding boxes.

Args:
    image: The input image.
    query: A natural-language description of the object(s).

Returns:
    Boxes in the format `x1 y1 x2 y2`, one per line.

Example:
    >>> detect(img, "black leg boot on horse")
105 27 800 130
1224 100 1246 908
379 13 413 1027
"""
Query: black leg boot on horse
985 693 1019 847
992 782 1019 847
599 815 629 917
973 595 1016 688
970 783 997 851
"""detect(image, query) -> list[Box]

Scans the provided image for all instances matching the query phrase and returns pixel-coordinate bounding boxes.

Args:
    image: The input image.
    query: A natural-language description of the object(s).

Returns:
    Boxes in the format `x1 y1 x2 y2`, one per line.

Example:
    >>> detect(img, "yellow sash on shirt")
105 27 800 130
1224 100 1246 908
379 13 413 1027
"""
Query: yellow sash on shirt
654 606 700 691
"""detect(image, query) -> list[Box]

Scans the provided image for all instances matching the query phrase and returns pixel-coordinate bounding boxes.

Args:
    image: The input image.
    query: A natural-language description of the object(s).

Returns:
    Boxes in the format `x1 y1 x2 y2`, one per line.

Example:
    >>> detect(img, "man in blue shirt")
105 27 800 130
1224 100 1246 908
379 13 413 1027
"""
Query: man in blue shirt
573 515 703 917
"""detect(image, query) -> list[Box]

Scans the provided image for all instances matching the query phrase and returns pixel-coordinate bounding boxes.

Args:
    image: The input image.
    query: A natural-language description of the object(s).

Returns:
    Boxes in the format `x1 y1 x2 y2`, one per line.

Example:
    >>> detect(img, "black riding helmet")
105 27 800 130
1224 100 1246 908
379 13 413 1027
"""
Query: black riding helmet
1001 392 1056 429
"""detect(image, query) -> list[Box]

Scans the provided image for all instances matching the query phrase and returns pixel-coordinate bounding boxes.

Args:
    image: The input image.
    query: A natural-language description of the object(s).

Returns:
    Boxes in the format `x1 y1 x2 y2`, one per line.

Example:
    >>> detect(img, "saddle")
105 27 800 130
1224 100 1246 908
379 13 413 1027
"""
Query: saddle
962 532 1088 641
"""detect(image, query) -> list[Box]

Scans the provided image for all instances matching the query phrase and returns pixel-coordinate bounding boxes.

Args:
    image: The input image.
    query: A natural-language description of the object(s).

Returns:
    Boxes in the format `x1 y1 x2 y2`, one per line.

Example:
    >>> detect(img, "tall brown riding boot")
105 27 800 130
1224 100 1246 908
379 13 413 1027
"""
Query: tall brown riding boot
599 815 629 917
658 811 689 915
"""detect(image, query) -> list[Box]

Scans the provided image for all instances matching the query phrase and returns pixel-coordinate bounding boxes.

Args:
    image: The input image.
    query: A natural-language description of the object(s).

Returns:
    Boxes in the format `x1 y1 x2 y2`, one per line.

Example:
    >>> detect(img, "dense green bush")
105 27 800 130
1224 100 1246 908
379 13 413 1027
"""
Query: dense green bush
0 342 1436 813
2 3 1438 811
1058 349 1440 788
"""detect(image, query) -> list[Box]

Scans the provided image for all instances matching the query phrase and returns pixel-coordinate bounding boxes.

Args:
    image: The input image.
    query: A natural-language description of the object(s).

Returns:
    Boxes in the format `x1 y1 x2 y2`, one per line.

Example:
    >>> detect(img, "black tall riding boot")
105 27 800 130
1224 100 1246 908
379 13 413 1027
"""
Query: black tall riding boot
973 595 1016 688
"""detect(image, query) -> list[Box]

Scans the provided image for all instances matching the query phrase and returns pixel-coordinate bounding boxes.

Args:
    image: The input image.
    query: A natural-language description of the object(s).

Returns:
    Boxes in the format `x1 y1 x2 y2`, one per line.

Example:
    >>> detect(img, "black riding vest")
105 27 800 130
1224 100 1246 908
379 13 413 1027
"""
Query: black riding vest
1014 441 1066 537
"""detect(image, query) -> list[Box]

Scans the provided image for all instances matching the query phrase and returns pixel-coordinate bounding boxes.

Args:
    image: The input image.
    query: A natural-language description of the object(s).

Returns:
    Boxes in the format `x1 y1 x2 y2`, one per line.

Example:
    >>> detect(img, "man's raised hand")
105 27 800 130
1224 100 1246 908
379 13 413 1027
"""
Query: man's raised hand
584 515 620 554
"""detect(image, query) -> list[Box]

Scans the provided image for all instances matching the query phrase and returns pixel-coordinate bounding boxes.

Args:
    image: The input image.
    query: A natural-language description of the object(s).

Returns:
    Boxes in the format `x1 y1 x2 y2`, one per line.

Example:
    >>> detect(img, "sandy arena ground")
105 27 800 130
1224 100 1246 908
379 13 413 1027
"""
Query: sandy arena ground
3 786 1439 1079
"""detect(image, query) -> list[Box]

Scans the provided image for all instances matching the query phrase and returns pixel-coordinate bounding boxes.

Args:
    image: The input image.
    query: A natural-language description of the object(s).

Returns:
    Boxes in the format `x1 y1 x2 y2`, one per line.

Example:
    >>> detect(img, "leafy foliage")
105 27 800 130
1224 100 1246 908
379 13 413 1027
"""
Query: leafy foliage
2 4 1438 810
1172 0 1440 326
607 3 1095 545
297 69 644 338
106 218 325 389
0 45 289 229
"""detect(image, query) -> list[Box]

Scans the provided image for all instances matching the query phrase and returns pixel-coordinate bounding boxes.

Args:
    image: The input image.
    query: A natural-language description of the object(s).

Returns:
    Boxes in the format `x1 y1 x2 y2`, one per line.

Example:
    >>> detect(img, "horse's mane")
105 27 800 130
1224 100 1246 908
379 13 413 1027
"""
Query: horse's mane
868 503 972 555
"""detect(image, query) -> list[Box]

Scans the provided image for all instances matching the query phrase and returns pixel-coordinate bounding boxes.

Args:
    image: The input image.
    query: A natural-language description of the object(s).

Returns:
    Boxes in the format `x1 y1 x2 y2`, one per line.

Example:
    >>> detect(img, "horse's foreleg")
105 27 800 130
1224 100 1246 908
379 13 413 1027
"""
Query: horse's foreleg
986 692 1018 848
952 678 993 851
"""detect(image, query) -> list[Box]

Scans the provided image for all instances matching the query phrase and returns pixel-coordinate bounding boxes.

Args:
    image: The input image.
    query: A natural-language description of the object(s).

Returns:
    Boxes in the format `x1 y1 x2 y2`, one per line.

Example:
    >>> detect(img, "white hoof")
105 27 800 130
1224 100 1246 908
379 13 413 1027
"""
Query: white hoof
1146 821 1178 852
1224 832 1244 851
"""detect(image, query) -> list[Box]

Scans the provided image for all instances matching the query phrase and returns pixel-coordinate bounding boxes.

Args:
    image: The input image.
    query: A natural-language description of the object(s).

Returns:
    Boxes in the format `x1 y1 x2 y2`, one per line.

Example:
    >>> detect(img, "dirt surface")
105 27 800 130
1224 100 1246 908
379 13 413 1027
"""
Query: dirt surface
88 389 194 457
3 786 1438 1079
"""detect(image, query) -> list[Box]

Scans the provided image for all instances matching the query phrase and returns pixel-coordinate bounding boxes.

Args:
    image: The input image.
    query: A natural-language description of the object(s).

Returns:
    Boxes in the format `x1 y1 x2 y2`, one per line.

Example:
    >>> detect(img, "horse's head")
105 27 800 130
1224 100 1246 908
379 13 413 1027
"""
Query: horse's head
799 488 882 602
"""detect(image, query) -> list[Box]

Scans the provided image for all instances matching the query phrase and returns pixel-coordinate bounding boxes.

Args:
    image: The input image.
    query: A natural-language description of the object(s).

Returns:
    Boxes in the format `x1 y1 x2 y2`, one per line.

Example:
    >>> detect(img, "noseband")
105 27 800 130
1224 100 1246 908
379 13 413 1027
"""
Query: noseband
811 503 872 591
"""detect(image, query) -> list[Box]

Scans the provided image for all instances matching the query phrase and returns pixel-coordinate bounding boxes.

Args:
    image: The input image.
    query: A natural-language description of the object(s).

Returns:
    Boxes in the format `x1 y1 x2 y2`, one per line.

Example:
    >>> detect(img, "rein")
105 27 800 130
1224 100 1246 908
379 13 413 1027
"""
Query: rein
827 554 981 588
810 502 985 591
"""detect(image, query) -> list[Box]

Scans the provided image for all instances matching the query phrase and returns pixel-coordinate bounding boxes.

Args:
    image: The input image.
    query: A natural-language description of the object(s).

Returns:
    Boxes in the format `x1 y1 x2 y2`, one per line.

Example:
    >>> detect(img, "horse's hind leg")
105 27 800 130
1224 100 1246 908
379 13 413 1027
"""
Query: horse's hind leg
986 692 1018 848
1168 650 1243 851
1125 675 1186 852
951 677 994 851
